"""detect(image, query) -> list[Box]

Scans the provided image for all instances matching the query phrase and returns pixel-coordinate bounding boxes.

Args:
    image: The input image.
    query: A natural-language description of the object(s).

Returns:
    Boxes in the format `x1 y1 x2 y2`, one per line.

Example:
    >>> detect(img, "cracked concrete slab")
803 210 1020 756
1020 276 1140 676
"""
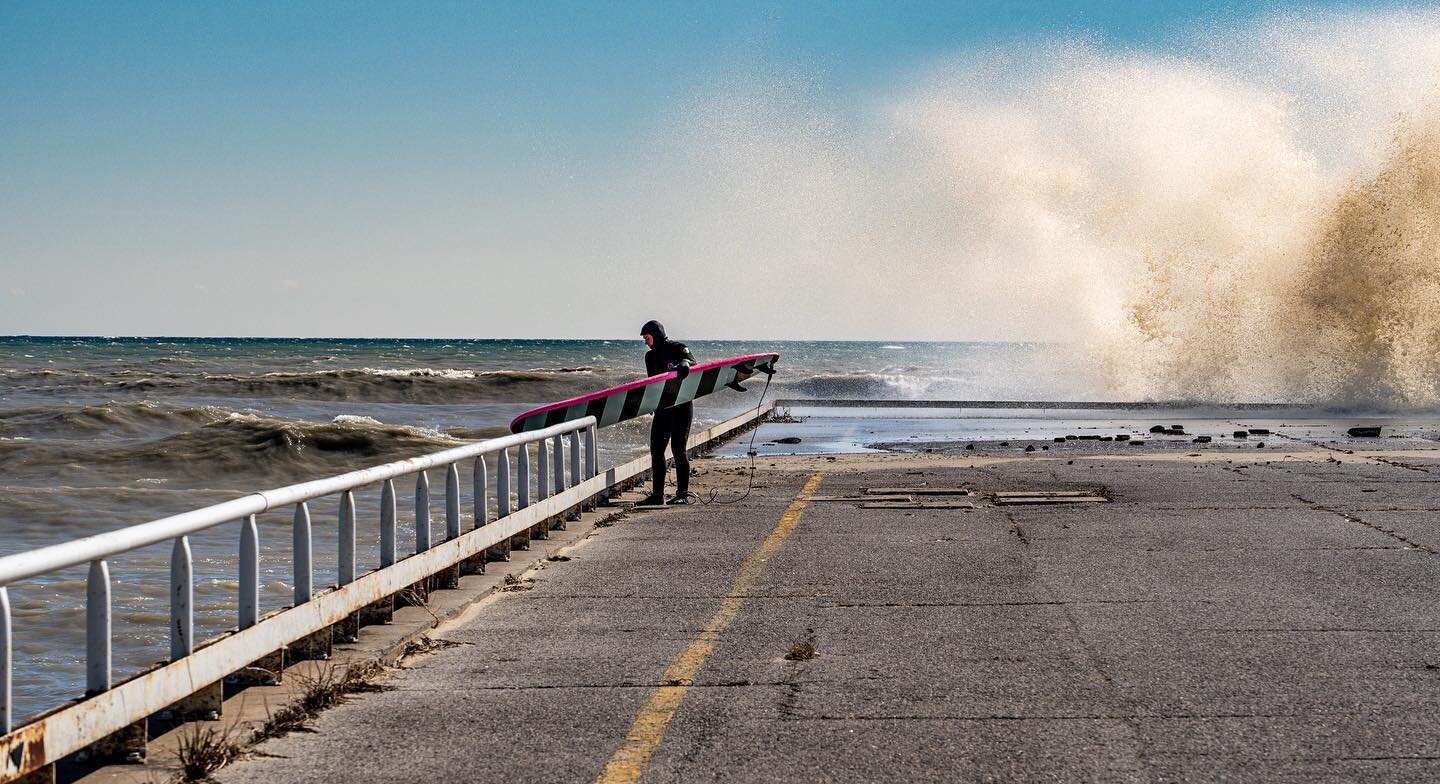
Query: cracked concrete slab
217 449 1440 783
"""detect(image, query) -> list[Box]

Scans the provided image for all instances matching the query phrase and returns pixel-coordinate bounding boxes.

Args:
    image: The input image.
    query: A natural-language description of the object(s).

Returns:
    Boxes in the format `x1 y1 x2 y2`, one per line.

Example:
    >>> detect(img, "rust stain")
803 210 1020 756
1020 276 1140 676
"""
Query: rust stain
0 722 48 782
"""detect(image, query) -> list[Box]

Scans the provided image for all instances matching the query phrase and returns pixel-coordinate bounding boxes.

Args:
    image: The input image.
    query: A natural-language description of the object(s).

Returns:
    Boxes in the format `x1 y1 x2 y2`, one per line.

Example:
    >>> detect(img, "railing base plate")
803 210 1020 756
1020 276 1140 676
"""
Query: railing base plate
396 581 429 608
459 553 486 575
486 539 510 562
289 626 332 663
76 717 146 766
227 647 285 689
161 680 222 722
334 612 360 644
359 596 394 627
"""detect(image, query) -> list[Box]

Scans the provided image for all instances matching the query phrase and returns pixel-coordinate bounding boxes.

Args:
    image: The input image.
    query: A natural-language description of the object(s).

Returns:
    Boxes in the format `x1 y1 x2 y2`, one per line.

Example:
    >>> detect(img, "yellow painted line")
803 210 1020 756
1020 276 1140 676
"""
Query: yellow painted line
595 471 826 784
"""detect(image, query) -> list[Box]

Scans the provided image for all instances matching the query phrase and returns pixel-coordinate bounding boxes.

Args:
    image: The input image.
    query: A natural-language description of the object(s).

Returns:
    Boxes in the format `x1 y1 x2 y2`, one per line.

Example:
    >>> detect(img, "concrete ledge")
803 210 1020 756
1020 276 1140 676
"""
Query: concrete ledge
776 398 1311 410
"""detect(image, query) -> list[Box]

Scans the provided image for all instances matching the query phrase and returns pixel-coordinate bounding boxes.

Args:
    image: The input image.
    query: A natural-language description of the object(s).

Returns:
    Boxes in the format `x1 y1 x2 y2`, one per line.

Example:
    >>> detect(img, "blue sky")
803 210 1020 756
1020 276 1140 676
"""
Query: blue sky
0 1 1414 338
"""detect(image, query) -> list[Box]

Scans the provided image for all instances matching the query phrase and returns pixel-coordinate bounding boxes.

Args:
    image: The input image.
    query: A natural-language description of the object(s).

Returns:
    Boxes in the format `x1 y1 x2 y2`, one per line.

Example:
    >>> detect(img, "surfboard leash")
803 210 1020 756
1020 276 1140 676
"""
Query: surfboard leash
690 369 774 506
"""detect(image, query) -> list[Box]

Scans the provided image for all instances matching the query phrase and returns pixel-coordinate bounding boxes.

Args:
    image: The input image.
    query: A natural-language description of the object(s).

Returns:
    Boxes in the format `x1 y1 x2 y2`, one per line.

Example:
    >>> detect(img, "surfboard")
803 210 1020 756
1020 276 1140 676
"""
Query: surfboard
509 352 779 433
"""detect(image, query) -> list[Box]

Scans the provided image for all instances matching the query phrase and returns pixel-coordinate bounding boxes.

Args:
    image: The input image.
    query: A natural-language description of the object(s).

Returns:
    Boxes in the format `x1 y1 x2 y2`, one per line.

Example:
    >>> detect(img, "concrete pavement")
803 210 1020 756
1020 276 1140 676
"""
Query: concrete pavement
218 444 1440 783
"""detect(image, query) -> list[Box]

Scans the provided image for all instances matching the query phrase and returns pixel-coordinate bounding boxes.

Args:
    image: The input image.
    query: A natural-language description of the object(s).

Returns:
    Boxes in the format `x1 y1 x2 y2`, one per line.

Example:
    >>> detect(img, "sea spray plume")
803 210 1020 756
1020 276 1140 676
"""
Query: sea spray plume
1091 10 1440 406
634 8 1440 402
1201 9 1440 176
886 14 1440 404
1279 111 1440 407
648 41 1329 346
890 41 1325 401
649 72 885 336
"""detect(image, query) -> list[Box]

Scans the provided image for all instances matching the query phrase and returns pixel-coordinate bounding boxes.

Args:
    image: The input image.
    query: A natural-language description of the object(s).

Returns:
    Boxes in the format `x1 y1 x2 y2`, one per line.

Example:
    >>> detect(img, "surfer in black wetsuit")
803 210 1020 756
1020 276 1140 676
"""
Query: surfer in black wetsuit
638 320 696 506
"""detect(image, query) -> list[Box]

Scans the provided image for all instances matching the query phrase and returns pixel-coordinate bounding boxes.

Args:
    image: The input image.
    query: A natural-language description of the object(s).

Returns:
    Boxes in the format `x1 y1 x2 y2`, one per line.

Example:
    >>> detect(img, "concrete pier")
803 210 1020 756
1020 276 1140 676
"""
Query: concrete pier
217 442 1440 783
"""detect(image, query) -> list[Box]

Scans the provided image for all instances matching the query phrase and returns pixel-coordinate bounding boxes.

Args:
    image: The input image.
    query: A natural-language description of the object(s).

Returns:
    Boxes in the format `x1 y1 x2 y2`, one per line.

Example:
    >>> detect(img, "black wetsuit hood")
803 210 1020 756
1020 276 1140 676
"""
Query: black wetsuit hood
642 321 695 377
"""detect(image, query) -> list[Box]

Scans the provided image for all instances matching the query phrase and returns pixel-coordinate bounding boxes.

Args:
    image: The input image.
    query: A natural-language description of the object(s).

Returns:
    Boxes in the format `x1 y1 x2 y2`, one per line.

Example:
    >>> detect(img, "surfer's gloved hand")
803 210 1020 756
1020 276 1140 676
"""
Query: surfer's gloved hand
669 360 691 379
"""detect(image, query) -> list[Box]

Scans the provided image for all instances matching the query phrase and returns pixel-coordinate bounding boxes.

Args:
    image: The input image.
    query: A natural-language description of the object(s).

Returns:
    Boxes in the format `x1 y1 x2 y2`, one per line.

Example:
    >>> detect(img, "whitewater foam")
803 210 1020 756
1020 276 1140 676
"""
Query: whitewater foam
332 414 384 426
357 367 480 380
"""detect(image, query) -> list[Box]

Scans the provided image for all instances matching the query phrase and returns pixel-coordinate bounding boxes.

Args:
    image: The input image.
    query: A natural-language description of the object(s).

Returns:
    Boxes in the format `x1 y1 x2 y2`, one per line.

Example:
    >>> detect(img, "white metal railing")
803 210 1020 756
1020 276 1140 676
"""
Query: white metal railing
0 400 776 781
0 416 600 777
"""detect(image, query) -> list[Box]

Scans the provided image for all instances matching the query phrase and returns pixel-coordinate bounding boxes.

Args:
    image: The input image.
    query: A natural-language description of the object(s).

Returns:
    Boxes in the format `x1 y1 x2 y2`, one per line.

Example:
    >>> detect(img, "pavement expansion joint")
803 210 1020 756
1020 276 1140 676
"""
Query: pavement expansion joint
1148 505 1303 511
1111 544 1413 553
1189 627 1440 633
1292 492 1440 554
776 680 805 719
799 711 1319 722
1332 756 1440 762
1217 545 1409 551
821 599 1166 608
513 593 827 600
1367 456 1433 473
1051 599 1156 768
395 680 790 692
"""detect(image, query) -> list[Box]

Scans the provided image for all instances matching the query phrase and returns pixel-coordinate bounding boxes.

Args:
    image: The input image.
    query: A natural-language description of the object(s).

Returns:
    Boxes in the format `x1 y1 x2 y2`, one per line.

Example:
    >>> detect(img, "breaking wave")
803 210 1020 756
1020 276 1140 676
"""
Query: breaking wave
786 372 946 399
0 409 476 485
117 413 461 476
0 401 233 440
6 366 614 404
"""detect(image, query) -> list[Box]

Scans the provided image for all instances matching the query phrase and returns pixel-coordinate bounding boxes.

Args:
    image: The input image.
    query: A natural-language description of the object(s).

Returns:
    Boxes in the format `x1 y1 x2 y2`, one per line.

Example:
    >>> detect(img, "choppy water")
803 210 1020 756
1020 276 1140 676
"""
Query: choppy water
0 336 1094 722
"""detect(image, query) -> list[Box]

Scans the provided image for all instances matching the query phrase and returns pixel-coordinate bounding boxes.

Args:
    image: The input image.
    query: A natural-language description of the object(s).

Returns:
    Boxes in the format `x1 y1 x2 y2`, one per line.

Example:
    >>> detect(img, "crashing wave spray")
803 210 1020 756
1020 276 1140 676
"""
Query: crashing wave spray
892 12 1440 407
1277 114 1440 406
1094 99 1440 408
655 8 1440 406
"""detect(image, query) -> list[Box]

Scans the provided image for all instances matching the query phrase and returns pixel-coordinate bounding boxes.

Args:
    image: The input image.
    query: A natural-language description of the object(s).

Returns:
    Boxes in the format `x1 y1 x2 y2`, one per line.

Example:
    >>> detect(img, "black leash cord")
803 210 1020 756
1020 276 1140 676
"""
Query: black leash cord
690 370 773 506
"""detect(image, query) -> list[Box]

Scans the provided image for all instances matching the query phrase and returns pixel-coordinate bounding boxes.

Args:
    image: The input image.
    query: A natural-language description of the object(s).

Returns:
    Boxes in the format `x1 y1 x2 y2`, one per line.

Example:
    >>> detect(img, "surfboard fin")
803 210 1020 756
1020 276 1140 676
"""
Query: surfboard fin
726 381 748 393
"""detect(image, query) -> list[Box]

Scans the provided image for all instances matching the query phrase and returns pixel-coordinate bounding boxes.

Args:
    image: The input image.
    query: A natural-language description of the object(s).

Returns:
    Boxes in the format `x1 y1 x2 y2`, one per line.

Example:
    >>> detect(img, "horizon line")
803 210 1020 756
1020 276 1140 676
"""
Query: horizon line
0 334 1056 345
